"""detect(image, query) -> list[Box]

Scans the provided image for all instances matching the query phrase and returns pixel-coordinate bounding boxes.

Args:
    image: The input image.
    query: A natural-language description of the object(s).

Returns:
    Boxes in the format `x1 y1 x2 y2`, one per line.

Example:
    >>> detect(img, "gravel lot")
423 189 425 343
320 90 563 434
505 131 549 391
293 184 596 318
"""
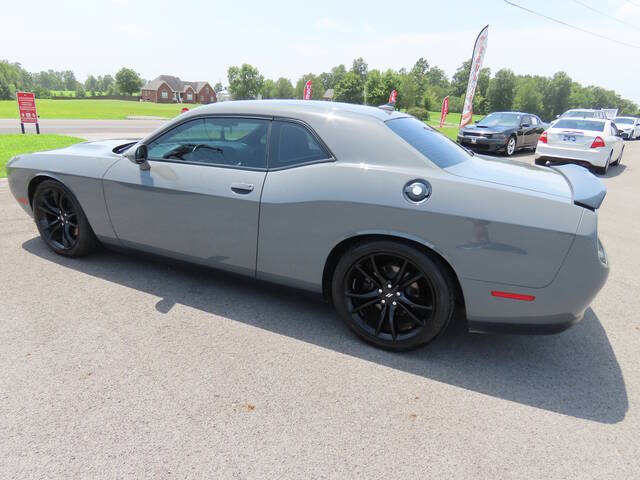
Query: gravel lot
1 143 639 479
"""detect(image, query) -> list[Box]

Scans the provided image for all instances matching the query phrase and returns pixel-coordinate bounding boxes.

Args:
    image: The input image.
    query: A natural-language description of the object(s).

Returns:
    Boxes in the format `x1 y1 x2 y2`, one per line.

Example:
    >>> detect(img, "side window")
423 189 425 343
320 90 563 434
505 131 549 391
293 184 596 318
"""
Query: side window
530 116 539 126
610 123 619 136
269 121 330 169
147 117 269 169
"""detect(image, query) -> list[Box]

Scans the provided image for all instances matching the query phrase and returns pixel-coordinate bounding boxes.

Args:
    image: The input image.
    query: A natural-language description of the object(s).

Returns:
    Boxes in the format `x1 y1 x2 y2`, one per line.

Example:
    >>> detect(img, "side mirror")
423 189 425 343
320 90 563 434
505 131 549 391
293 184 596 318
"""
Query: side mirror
555 115 560 119
134 145 148 164
125 144 150 170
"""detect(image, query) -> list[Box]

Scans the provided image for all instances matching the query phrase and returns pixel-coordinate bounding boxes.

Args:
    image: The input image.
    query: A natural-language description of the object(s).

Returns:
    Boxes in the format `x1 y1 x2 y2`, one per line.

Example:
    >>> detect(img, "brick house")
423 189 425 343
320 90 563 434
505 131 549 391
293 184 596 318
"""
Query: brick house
141 75 216 104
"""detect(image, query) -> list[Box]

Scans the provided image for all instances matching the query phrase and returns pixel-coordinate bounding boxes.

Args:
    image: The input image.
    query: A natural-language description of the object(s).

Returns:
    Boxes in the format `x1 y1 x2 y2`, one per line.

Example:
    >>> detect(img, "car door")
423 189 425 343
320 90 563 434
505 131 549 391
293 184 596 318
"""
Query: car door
521 115 538 146
102 116 270 276
608 122 623 159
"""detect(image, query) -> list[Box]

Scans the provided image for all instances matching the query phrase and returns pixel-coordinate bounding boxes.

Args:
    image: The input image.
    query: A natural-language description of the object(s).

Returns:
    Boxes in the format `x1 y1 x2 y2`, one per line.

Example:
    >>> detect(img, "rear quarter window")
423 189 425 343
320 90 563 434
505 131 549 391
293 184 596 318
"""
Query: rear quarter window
386 117 470 168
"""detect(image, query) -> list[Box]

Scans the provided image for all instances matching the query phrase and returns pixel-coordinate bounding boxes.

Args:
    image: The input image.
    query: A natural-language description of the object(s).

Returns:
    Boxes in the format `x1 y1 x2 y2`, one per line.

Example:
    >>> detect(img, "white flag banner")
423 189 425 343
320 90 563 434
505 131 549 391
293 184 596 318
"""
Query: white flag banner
460 25 489 128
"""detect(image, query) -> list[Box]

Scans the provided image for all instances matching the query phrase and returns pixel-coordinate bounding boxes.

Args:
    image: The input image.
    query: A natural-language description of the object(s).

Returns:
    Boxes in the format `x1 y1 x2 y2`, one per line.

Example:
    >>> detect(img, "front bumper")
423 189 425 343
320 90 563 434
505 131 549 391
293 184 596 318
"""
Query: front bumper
458 134 508 152
535 143 609 168
461 209 609 335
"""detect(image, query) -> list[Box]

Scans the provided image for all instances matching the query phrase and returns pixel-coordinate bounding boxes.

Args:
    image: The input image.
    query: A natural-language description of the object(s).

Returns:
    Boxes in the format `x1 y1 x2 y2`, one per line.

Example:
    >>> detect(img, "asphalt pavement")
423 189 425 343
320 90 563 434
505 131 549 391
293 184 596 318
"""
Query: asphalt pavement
0 143 639 479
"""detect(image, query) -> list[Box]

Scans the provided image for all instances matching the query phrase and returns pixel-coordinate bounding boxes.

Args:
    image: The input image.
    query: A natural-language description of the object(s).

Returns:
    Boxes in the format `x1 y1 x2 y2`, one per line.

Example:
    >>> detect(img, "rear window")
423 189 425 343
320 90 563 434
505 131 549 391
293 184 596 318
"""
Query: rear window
614 118 634 125
562 110 595 118
553 119 605 132
386 117 470 168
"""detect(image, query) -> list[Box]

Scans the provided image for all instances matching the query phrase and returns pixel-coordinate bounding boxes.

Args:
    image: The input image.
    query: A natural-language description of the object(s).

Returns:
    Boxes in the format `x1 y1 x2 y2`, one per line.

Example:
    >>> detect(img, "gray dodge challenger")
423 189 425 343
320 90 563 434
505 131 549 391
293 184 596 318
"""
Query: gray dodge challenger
7 100 609 350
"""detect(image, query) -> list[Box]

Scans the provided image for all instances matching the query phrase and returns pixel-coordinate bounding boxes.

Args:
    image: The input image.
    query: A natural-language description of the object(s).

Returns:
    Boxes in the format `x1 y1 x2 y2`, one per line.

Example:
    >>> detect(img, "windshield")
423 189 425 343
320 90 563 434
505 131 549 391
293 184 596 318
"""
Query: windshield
386 117 471 168
614 118 634 125
553 119 605 131
562 110 595 118
476 113 522 127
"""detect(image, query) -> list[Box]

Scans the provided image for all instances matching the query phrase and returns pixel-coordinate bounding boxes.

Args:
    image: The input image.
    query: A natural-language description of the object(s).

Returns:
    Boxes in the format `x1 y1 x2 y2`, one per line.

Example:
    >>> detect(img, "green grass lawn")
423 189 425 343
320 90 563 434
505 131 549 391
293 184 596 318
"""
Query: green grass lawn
0 99 199 120
0 134 85 177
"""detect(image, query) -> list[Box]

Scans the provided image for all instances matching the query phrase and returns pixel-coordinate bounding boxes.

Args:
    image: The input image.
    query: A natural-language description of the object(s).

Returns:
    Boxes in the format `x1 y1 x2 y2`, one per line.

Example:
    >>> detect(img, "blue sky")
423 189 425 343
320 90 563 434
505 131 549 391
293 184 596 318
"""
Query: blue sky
2 0 640 102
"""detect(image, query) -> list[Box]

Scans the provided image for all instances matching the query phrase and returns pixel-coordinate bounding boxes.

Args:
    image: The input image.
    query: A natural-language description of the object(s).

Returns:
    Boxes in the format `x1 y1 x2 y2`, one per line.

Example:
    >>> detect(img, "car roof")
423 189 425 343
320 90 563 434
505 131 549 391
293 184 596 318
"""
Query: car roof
565 108 601 112
489 111 534 115
181 100 409 122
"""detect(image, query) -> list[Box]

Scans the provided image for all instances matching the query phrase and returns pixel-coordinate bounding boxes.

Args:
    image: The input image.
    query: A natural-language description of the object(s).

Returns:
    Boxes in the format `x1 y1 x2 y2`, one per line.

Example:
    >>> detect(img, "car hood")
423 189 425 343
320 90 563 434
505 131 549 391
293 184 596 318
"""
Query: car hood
47 138 139 156
460 125 511 135
445 155 572 199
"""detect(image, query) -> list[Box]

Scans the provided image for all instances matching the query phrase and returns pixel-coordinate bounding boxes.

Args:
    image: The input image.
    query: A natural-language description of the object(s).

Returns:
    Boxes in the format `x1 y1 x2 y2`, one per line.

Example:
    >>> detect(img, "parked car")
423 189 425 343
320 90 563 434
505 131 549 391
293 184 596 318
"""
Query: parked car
614 116 640 140
7 100 609 351
535 118 625 174
457 112 546 156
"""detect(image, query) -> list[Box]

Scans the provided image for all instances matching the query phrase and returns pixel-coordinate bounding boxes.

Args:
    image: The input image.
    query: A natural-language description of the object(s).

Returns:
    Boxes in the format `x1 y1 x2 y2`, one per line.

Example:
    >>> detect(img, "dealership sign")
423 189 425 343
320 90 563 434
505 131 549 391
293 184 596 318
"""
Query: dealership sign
303 80 312 100
460 25 489 128
440 96 449 128
17 92 38 123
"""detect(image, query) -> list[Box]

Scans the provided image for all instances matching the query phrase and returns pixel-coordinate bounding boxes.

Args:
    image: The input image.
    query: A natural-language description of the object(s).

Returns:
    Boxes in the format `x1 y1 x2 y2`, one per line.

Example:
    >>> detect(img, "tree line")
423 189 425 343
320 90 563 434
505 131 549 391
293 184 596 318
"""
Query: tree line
226 58 639 121
0 61 145 98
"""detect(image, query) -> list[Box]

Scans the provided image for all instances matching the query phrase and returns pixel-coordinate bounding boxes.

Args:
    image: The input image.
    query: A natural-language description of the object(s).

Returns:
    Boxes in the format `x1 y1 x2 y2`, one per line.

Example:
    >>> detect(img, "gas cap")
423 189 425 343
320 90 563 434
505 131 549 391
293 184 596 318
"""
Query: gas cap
403 180 431 203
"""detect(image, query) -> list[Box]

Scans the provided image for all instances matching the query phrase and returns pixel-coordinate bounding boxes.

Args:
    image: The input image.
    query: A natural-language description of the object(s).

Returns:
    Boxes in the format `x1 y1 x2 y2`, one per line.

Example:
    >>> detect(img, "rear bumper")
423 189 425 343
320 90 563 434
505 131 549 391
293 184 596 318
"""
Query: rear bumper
535 143 609 167
461 209 609 335
468 314 581 335
458 135 507 152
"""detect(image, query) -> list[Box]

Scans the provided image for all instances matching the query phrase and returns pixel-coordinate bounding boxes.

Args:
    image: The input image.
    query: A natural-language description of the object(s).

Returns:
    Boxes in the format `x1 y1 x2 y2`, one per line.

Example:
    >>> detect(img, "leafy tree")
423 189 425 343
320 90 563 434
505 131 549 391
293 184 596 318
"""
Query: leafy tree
273 77 295 98
334 71 364 104
319 64 347 90
227 63 264 100
295 73 324 100
513 78 543 115
545 72 572 118
213 82 224 93
350 57 368 82
410 57 430 96
100 74 114 92
451 60 471 96
476 67 491 98
75 84 86 98
486 69 517 111
397 73 419 110
261 79 276 99
424 66 449 89
62 70 77 91
85 75 99 95
115 67 143 95
364 69 386 105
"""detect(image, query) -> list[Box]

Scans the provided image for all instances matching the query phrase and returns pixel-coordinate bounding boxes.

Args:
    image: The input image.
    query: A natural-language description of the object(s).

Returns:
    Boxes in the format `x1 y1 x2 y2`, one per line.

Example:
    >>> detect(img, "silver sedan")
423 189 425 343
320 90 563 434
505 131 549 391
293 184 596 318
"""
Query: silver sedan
7 100 609 350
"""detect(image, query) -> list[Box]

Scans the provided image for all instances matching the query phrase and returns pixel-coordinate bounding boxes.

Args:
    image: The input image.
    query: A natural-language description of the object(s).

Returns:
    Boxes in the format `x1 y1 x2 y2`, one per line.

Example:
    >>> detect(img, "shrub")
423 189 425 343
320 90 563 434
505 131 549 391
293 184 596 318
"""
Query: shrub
407 107 429 121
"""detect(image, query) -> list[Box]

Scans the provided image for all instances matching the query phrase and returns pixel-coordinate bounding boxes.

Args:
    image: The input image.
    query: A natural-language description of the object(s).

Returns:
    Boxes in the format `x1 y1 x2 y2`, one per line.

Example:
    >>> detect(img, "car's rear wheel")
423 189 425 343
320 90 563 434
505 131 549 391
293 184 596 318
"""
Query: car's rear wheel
613 146 624 166
332 241 455 351
33 179 99 257
597 153 611 175
505 136 517 156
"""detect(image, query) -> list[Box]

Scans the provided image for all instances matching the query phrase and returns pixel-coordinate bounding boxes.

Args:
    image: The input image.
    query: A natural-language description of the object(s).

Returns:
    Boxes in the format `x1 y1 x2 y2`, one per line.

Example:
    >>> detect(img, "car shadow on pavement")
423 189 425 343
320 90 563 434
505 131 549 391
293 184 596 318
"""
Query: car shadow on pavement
22 237 628 425
601 164 627 179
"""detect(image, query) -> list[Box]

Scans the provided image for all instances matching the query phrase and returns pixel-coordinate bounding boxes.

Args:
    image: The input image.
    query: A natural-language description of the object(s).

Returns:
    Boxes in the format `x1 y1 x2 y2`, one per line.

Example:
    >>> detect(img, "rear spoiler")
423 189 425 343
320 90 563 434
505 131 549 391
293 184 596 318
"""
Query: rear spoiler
550 164 606 210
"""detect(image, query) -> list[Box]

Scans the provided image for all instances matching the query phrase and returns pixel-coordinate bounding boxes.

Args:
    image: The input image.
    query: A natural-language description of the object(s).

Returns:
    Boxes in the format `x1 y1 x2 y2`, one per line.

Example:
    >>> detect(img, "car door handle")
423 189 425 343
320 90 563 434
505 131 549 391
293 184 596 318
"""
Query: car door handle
230 182 254 194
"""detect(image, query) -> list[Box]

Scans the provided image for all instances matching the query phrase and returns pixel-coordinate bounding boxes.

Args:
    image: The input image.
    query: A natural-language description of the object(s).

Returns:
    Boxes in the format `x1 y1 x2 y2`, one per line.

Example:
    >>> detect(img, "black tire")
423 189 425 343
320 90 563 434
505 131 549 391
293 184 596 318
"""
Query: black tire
612 146 624 166
331 240 455 351
596 153 611 175
32 179 99 257
504 136 517 157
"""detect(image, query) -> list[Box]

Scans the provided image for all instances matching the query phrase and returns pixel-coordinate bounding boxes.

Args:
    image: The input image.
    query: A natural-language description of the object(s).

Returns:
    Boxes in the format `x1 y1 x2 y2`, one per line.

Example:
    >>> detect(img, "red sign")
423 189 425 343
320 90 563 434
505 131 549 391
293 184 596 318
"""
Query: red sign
440 96 449 128
303 80 312 100
17 92 38 123
388 89 397 104
181 107 189 113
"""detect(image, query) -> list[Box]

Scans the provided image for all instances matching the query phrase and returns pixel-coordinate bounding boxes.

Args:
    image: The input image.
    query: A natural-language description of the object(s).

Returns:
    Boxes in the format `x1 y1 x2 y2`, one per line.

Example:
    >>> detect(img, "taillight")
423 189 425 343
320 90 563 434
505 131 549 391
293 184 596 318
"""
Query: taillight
539 131 548 144
591 136 606 148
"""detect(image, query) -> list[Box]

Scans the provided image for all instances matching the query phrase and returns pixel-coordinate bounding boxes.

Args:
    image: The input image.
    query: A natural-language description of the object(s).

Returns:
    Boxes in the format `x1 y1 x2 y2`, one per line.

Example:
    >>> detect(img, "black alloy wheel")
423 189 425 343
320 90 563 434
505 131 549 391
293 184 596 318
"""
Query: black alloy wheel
332 241 454 351
33 180 98 257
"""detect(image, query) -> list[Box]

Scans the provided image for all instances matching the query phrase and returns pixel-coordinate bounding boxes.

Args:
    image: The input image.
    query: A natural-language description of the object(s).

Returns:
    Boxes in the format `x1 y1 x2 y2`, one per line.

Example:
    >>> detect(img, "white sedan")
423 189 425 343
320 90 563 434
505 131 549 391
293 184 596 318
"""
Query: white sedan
614 117 640 140
535 118 625 175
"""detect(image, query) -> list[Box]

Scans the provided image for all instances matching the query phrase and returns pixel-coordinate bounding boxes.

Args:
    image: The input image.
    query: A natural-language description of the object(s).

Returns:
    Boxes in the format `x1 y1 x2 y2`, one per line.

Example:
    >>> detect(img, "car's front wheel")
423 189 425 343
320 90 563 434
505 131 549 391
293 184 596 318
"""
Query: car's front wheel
504 136 517 157
332 241 455 351
33 179 99 257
